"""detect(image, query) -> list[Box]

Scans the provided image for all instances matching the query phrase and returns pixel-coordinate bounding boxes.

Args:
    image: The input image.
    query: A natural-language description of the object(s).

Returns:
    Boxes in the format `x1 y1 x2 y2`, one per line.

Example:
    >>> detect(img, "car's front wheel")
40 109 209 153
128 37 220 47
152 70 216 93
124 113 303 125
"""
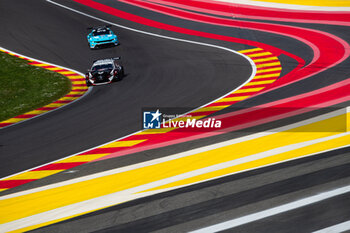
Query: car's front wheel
113 75 122 82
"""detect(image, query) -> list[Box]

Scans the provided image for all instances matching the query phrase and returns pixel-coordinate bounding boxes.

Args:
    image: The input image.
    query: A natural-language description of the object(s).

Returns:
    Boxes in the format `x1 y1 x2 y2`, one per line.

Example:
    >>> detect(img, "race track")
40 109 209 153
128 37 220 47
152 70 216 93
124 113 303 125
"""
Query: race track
0 0 251 178
0 0 349 232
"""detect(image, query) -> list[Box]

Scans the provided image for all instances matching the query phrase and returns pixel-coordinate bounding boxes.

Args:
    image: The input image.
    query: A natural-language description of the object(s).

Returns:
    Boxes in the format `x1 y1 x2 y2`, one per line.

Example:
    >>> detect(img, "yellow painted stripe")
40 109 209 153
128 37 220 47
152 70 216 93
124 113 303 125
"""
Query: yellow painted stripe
58 154 110 163
252 57 278 63
254 73 280 79
1 118 28 123
8 207 107 233
31 63 51 67
58 96 78 101
251 0 350 7
66 91 86 95
135 128 176 135
256 67 282 74
144 134 350 192
256 62 281 68
71 87 88 91
24 110 48 115
245 79 276 86
46 67 63 71
0 114 346 224
0 48 87 130
215 96 250 102
234 87 264 93
58 71 75 75
3 170 64 180
100 140 146 148
71 81 86 85
239 48 263 54
67 75 84 79
247 52 272 58
44 103 65 108
0 189 8 192
193 105 230 112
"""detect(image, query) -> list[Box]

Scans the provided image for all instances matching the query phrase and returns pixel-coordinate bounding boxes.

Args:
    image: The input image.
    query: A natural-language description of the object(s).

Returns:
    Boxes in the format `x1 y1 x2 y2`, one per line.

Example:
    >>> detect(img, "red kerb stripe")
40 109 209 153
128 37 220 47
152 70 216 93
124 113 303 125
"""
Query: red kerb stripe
33 162 87 171
0 179 37 188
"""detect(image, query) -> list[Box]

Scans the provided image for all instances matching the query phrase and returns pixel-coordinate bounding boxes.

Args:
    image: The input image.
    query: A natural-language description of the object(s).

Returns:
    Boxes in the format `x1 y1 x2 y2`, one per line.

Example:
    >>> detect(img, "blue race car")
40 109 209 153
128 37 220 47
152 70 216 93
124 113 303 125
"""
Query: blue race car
87 25 119 49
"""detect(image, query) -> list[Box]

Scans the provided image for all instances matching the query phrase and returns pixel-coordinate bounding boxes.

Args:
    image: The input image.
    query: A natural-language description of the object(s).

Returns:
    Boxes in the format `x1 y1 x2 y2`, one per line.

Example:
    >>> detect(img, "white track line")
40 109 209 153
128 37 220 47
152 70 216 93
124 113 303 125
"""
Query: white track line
313 220 350 233
0 0 255 181
1 133 348 232
190 184 350 233
0 108 347 200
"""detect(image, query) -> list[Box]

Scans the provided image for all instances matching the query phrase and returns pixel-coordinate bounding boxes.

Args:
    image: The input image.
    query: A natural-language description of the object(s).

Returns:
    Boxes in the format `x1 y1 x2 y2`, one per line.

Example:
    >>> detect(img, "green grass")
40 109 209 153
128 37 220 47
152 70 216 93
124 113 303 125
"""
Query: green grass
0 52 71 122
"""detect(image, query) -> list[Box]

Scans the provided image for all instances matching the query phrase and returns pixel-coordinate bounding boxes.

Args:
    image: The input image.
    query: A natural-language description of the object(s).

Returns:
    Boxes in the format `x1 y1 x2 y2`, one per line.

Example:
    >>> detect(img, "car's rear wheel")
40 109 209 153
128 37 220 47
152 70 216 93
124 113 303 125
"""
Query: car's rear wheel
113 67 124 82
113 75 122 82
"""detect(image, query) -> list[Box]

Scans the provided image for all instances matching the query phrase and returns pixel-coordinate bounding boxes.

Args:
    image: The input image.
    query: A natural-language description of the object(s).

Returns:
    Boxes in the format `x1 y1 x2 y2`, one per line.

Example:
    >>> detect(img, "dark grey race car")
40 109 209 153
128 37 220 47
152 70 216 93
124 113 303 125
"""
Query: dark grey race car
85 58 124 86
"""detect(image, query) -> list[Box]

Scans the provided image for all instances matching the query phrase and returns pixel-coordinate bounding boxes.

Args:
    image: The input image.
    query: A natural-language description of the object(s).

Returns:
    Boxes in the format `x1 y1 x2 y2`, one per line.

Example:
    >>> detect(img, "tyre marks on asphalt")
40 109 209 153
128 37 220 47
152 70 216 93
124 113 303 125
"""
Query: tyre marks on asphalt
117 0 349 94
0 108 348 233
0 47 280 192
0 48 88 129
70 0 349 159
0 1 349 231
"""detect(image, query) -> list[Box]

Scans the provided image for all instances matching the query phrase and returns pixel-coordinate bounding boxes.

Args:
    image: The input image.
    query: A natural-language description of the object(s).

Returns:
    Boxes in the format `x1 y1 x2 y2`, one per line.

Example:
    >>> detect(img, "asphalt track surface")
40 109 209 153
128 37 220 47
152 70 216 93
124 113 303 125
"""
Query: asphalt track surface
0 0 349 232
0 0 252 178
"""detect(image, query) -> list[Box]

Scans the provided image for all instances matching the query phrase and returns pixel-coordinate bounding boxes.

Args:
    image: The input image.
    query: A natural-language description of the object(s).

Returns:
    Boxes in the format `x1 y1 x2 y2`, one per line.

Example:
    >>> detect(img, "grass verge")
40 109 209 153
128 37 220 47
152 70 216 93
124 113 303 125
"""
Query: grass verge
0 51 71 122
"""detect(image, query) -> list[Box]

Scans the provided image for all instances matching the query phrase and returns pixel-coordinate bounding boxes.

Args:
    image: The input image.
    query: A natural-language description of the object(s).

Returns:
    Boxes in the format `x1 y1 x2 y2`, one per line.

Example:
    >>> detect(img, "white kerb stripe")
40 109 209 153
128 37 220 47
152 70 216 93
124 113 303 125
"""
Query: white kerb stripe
190 184 350 233
0 0 255 181
0 108 346 200
1 133 348 232
313 220 350 233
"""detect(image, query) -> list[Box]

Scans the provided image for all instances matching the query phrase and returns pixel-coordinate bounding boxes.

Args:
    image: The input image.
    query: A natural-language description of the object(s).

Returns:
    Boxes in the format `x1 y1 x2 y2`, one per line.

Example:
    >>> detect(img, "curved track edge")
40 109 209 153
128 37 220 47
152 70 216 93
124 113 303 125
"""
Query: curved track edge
0 47 90 130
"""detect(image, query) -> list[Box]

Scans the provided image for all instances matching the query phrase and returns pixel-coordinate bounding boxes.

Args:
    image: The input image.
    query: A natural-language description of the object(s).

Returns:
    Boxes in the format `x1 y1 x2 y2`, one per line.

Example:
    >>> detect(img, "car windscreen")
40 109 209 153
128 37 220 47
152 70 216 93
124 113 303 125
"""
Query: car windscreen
92 64 113 71
92 29 111 36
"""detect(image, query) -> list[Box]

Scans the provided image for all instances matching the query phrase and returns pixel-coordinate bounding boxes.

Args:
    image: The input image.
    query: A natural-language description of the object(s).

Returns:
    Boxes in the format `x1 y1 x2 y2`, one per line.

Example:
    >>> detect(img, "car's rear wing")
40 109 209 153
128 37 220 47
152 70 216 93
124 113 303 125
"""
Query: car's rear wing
87 25 112 30
91 57 120 64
